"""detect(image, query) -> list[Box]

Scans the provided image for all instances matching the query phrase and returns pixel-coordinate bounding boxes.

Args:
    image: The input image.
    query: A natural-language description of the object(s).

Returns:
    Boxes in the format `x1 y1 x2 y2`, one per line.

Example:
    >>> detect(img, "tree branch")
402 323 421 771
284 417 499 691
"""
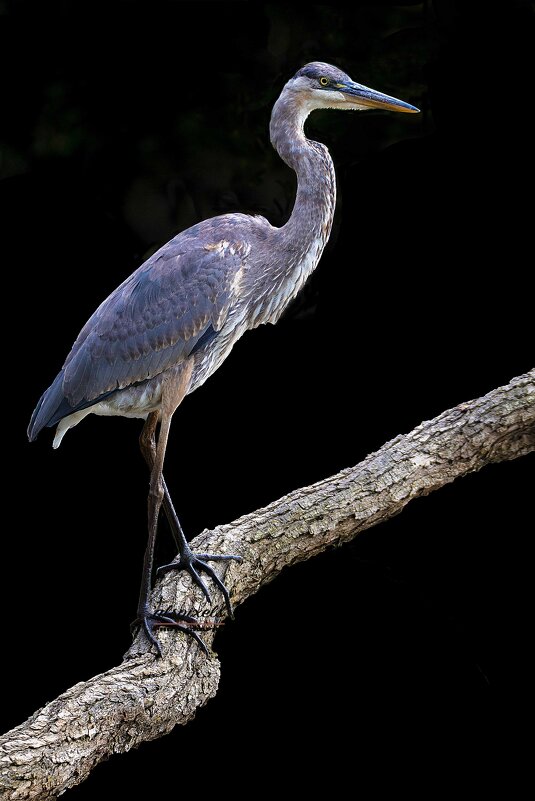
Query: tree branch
1 370 534 799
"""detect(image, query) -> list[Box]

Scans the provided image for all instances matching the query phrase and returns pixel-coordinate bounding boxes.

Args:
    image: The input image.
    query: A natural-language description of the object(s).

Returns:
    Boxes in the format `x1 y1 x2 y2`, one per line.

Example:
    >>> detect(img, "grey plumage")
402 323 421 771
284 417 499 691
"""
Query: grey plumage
28 62 417 448
27 62 418 654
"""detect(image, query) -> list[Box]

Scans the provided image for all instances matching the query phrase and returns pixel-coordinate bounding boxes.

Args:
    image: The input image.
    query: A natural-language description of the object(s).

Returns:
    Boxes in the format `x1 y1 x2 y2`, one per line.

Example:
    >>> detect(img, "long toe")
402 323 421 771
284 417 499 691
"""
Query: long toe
195 559 235 618
196 554 243 563
142 617 163 658
156 549 241 616
150 612 210 656
157 559 213 603
131 610 210 657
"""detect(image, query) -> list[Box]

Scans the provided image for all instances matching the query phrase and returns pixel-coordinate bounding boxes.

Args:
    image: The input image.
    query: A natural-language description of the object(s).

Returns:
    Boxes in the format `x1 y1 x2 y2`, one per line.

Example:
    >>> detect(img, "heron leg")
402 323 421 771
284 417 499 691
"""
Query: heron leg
139 411 189 555
138 408 242 621
132 369 211 656
133 411 189 656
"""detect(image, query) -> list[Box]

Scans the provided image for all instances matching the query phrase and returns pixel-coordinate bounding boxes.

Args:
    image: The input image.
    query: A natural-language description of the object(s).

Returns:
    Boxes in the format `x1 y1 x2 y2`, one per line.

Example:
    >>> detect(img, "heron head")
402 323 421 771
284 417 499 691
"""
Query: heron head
288 62 419 114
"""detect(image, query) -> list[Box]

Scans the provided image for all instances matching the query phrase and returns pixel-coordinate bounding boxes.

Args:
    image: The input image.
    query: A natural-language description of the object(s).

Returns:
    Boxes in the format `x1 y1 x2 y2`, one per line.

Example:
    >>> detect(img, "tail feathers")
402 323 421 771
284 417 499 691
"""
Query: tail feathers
27 372 66 442
28 372 117 443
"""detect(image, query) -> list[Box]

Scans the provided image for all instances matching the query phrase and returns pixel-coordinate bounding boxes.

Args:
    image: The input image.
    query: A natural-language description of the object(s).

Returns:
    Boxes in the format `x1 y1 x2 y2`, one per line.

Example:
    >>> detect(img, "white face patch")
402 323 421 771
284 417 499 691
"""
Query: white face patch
319 89 348 105
288 77 367 114
313 89 372 111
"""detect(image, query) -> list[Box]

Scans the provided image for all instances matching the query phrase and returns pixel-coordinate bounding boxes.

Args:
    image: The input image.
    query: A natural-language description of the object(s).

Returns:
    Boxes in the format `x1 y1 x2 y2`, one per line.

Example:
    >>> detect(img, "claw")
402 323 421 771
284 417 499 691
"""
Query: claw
156 548 242 618
131 610 210 657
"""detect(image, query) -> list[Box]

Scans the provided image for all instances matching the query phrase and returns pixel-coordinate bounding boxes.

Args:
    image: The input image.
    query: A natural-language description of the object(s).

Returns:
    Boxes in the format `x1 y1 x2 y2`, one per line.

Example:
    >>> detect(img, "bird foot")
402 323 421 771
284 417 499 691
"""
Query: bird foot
131 608 212 658
156 546 242 618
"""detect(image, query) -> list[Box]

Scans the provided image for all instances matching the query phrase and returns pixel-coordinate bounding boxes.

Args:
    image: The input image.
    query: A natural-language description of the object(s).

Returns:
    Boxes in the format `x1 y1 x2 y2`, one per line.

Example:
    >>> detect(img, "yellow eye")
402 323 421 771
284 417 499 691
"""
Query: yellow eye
319 77 329 87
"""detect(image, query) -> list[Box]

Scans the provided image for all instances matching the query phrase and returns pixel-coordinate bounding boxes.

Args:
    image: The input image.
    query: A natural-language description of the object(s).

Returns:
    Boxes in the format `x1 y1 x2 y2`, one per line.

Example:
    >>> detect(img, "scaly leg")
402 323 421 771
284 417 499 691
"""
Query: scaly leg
139 411 242 620
132 410 209 657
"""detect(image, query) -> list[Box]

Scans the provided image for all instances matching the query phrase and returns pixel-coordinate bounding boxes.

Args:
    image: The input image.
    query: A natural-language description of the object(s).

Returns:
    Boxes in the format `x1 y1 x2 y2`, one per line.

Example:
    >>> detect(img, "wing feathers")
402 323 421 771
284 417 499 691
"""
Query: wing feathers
61 234 249 405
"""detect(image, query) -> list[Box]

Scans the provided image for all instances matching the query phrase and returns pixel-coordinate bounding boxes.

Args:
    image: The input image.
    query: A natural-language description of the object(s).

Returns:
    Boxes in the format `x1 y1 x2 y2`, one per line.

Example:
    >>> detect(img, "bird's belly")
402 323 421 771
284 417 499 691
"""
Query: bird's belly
61 315 247 447
92 377 164 419
52 367 179 447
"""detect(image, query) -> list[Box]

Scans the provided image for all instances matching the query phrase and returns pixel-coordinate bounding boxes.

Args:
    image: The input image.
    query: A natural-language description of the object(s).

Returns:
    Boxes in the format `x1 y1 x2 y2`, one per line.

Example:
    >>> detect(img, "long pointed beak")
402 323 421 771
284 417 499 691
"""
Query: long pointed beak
338 80 419 113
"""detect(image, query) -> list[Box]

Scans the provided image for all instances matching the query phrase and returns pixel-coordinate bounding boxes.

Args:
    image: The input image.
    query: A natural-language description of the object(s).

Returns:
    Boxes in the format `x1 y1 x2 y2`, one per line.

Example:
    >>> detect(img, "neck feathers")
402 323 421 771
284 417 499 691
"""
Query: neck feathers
270 84 336 256
244 87 338 330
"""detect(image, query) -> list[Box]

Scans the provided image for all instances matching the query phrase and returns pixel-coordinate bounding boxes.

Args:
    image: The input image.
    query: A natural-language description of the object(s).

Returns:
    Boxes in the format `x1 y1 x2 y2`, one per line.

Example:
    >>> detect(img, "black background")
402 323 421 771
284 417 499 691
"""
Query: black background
1 0 533 793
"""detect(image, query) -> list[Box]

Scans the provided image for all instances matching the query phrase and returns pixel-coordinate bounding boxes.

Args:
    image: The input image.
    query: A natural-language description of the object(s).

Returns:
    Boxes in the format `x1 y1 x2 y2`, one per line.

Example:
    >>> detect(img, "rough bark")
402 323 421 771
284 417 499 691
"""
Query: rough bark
1 370 534 799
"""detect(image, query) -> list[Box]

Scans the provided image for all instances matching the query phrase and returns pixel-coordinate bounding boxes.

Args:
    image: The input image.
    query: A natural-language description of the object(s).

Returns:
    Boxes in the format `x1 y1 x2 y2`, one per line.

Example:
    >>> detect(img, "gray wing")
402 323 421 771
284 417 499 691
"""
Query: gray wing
62 233 248 406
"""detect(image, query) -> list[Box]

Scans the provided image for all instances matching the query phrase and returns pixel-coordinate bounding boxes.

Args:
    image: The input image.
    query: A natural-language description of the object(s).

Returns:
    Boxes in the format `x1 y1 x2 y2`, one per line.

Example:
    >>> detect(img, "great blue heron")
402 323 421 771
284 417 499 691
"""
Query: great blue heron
28 62 418 656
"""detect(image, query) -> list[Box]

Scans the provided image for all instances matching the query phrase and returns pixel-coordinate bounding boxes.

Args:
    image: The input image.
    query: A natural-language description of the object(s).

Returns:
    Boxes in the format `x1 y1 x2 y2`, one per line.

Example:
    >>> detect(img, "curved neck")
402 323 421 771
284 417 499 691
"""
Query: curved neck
269 88 336 248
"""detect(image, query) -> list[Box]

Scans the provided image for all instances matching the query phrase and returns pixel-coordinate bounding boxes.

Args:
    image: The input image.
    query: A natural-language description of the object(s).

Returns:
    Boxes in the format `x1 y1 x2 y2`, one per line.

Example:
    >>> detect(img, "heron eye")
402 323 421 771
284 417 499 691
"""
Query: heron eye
319 77 329 87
